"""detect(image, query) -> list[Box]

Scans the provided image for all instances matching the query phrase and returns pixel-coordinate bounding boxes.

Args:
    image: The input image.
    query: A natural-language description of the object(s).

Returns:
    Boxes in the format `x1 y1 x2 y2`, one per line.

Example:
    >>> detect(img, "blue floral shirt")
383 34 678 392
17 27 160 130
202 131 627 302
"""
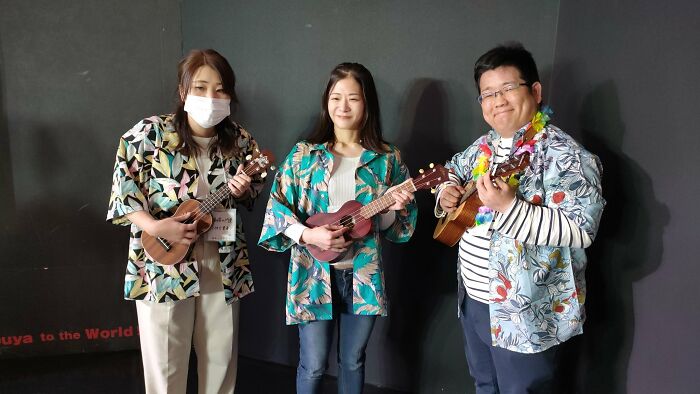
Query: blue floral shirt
258 141 417 324
440 124 605 353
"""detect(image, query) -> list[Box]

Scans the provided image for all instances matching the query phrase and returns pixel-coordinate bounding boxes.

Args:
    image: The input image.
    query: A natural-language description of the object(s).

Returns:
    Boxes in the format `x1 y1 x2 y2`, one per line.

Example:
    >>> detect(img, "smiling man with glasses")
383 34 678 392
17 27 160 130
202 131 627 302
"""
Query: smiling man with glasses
433 43 606 393
476 82 528 104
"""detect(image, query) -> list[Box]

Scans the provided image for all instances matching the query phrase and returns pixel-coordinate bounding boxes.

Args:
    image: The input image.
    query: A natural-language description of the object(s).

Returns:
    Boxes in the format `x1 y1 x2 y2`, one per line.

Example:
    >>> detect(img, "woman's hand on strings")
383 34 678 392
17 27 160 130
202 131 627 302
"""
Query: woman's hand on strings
227 164 252 198
150 212 199 245
384 179 414 212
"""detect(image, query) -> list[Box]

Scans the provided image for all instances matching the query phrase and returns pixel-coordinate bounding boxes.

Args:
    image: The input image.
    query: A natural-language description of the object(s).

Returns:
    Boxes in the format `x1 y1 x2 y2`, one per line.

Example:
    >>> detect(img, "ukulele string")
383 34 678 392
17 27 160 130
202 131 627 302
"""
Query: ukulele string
156 160 265 248
321 170 442 228
188 162 260 223
321 184 411 228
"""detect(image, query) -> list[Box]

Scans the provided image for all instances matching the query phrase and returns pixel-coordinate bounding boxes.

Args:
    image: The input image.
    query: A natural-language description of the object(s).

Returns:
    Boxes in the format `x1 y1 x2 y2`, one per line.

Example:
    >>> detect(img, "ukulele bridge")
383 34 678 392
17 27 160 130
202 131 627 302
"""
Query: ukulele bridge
157 237 172 251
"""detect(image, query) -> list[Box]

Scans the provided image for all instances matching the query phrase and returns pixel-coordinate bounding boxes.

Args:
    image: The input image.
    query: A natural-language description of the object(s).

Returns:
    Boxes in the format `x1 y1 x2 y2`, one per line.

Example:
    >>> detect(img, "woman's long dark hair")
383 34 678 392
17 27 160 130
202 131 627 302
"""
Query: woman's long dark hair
307 62 389 153
173 49 240 158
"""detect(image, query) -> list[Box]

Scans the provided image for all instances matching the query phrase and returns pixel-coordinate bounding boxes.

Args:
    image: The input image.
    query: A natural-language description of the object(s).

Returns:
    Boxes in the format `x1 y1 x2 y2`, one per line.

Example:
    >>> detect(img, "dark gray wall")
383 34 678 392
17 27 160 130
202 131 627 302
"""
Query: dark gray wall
0 0 181 356
550 1 700 393
182 1 559 392
2 1 698 393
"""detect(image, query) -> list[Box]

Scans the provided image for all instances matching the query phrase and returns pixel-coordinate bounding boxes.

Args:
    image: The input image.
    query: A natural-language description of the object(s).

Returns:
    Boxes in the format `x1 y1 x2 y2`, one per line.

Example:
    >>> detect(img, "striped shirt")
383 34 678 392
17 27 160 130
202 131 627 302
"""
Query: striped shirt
457 138 512 303
493 199 592 248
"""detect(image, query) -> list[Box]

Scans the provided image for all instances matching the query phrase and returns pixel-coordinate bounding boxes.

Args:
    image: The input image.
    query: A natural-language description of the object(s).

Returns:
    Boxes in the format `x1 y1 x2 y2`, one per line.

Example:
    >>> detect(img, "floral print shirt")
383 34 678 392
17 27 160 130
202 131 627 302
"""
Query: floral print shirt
441 124 605 353
107 114 264 304
258 141 417 324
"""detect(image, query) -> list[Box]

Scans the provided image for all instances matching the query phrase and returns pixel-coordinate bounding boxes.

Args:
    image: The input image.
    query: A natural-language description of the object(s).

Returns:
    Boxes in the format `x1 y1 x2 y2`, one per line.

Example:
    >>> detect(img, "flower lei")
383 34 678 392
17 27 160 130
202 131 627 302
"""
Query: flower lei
472 106 552 225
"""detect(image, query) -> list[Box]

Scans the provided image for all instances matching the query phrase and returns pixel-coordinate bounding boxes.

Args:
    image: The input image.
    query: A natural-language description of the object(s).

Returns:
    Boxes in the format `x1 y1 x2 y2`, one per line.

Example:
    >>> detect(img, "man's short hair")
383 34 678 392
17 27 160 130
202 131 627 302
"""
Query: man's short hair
474 42 540 92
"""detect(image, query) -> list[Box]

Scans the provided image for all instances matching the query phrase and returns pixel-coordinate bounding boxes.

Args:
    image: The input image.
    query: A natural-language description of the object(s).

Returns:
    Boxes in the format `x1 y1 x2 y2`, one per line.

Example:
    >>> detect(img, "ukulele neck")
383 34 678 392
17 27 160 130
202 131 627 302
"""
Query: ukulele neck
198 162 257 214
359 181 416 219
460 153 530 203
199 186 232 215
492 154 528 177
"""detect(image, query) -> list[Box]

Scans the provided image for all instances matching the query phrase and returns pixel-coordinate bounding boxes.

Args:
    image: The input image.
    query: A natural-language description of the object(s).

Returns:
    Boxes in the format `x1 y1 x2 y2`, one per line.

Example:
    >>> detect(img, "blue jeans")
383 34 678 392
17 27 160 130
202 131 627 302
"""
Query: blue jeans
296 268 377 394
460 294 558 394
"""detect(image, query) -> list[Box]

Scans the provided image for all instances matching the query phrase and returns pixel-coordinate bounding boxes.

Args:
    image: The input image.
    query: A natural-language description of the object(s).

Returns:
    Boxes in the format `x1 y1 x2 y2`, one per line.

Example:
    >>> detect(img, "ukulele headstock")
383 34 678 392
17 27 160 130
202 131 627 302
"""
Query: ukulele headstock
415 163 449 192
244 149 276 178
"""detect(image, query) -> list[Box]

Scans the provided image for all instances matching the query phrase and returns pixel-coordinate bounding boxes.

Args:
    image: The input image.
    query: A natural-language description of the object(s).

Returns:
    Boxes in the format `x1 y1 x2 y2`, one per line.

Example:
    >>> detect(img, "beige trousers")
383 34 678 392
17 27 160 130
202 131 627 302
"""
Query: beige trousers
136 240 240 394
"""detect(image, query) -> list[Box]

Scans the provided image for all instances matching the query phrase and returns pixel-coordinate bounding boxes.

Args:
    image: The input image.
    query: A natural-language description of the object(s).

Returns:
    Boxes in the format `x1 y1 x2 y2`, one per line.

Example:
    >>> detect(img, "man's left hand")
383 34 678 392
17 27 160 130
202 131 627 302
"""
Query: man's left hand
476 172 516 212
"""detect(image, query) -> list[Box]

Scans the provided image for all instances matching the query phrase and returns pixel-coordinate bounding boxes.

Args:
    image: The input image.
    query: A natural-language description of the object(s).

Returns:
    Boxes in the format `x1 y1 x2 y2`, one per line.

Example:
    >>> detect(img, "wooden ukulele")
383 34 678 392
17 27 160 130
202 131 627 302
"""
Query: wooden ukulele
304 163 449 262
432 154 531 247
141 150 275 265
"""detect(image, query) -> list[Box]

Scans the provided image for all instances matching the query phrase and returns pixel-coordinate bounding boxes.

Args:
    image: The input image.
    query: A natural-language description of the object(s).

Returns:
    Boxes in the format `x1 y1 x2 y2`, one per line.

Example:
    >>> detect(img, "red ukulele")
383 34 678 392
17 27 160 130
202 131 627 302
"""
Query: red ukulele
141 150 275 265
304 164 449 262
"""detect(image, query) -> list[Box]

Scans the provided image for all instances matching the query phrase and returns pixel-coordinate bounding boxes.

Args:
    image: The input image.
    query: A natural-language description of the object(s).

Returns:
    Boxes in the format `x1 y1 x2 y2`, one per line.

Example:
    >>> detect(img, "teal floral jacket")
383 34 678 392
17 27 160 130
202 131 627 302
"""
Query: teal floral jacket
107 115 264 304
258 141 417 324
441 124 605 353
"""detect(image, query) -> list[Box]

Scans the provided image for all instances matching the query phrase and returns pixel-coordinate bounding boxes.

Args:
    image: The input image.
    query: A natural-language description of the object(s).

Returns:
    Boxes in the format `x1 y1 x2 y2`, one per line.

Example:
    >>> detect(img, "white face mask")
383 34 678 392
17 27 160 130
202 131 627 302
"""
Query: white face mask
183 95 231 129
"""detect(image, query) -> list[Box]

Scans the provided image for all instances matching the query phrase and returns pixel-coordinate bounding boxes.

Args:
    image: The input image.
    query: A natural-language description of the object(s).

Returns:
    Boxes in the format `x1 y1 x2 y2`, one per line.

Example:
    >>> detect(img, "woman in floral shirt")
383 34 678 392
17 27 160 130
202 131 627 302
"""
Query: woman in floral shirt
107 49 264 393
258 63 417 394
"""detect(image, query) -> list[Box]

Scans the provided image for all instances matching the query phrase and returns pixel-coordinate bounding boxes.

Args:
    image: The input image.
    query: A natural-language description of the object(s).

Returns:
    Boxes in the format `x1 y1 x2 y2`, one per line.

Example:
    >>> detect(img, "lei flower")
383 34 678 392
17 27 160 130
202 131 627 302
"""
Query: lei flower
471 153 490 181
475 205 494 226
470 107 552 225
531 106 552 132
513 105 552 155
472 107 552 182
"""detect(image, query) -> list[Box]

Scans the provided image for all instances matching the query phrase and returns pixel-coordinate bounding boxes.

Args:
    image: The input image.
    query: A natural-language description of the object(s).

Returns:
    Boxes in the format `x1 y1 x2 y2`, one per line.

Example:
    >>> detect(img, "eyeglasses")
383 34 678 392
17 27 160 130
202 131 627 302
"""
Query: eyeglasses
477 83 528 104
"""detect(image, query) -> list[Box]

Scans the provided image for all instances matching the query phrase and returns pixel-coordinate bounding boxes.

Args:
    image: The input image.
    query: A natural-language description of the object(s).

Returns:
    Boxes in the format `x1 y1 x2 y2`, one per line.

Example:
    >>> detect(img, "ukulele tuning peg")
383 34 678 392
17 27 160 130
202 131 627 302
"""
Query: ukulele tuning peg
431 188 436 194
429 163 434 168
418 168 425 174
261 171 268 178
246 154 252 161
270 166 276 171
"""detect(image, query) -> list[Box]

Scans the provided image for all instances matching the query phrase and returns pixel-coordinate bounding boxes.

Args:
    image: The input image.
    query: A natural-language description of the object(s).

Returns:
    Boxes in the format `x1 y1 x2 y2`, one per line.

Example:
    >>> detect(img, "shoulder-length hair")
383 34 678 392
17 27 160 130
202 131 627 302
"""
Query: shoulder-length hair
307 62 389 153
173 48 241 158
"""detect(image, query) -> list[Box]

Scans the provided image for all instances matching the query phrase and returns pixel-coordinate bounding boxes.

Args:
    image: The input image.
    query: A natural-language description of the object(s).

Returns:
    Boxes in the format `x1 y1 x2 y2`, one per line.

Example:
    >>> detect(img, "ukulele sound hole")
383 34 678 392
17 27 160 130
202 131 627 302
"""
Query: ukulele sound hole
339 215 355 229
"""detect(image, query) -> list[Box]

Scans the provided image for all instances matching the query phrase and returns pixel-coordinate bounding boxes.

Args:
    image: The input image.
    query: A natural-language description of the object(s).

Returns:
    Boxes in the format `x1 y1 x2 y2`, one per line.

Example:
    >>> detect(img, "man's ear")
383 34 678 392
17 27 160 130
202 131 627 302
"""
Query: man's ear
531 82 543 104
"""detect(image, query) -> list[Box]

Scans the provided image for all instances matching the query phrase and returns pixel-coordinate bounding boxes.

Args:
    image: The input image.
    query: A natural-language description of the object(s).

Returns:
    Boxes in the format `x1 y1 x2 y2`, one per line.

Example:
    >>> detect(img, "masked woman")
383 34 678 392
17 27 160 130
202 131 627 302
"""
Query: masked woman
259 62 417 394
107 49 264 394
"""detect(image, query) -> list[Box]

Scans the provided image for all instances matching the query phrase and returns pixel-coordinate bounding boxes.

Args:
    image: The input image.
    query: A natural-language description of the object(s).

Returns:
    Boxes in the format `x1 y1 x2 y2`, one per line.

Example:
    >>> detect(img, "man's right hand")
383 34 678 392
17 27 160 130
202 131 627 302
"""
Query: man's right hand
301 225 353 252
439 185 466 213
